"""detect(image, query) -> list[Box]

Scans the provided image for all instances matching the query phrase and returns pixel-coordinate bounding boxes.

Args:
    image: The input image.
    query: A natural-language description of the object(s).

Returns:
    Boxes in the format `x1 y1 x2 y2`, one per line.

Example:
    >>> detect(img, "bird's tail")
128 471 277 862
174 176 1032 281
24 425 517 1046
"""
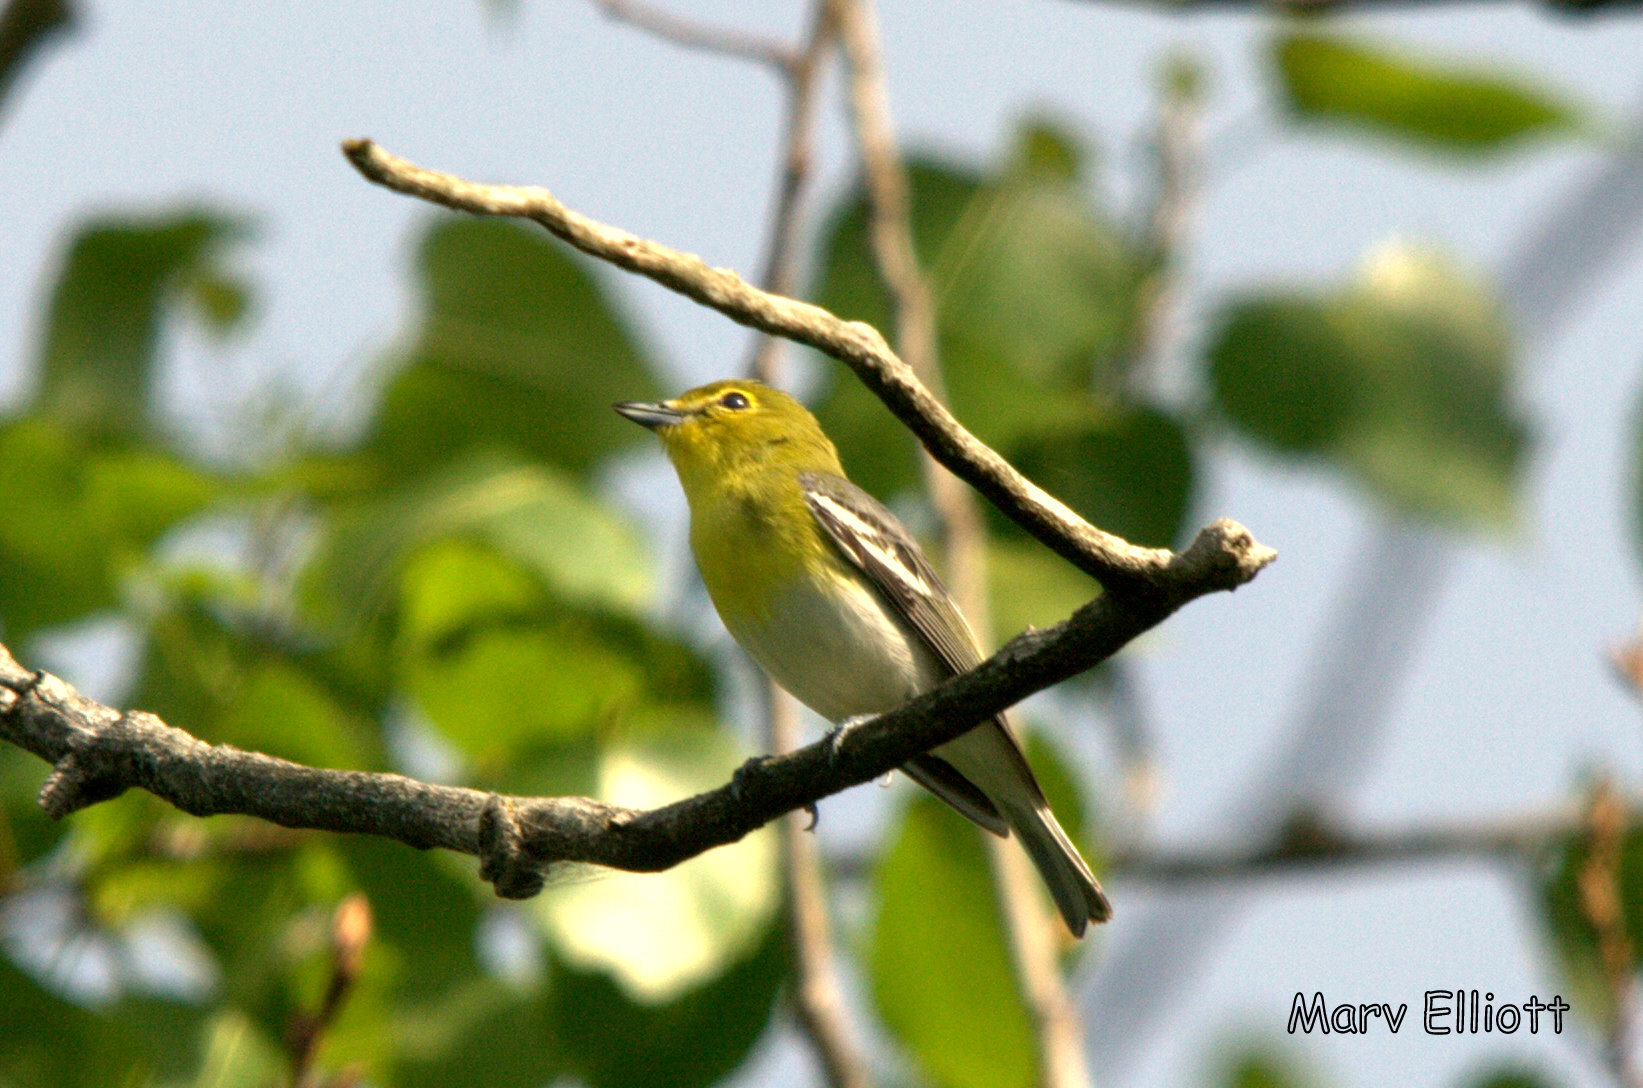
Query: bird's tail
1002 799 1112 937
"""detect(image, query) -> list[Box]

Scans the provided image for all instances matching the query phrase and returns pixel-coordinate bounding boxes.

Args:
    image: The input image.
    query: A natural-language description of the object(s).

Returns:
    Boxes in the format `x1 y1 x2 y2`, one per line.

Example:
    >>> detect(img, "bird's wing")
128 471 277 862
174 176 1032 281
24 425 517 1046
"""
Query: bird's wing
799 471 983 676
799 471 1044 834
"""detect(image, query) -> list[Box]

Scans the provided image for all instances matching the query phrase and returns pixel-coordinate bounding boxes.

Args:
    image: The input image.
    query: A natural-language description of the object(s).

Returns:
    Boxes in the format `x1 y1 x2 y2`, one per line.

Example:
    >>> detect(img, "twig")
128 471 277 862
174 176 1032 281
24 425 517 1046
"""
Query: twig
768 682 870 1088
1123 55 1203 393
724 4 868 1084
0 516 1260 888
591 0 798 71
830 3 1088 1086
287 894 372 1088
1109 817 1566 883
746 3 836 380
340 138 1274 599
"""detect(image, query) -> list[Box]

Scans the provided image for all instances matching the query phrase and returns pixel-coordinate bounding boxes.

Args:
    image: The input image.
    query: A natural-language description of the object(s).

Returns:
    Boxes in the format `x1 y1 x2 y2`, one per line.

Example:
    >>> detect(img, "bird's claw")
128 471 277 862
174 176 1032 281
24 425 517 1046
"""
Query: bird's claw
825 714 875 763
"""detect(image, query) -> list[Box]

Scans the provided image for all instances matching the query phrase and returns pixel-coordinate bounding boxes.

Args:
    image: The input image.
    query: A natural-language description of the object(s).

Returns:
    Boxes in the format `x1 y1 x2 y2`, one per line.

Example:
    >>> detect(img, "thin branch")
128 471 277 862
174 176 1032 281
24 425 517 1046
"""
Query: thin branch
0 521 1257 887
591 0 799 71
746 4 836 380
340 139 1274 599
1106 810 1577 884
723 3 866 1084
831 3 1087 1086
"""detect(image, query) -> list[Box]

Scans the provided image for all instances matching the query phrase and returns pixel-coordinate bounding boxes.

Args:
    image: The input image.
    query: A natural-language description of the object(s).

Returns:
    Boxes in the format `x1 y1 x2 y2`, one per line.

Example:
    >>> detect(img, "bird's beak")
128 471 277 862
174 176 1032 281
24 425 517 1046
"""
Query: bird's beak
614 400 688 430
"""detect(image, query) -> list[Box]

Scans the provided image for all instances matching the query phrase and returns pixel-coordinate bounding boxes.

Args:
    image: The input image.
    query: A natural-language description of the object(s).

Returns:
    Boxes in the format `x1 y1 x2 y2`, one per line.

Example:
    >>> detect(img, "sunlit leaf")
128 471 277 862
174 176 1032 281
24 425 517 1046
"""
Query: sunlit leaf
1274 33 1588 155
870 794 1035 1088
986 538 1099 643
367 218 659 481
1208 241 1526 528
535 727 780 1003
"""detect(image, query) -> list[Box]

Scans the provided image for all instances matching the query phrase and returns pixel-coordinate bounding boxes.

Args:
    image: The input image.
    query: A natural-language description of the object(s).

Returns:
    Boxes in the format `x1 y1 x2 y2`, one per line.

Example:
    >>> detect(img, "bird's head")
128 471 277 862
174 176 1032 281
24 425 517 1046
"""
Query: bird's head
615 380 841 499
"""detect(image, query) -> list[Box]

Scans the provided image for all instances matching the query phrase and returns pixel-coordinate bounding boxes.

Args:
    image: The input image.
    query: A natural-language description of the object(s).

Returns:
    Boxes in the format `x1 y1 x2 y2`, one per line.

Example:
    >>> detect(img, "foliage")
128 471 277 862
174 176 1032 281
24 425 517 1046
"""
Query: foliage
0 17 1613 1088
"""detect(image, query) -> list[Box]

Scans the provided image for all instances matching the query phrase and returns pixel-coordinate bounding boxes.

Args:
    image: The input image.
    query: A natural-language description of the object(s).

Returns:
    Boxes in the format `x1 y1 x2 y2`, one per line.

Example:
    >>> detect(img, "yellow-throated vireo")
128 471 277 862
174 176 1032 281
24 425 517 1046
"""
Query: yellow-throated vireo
615 379 1110 936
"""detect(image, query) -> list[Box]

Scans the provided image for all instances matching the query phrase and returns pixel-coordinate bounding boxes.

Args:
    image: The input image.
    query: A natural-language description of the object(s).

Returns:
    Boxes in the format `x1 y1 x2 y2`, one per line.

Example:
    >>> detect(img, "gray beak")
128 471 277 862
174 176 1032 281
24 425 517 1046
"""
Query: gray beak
614 400 688 430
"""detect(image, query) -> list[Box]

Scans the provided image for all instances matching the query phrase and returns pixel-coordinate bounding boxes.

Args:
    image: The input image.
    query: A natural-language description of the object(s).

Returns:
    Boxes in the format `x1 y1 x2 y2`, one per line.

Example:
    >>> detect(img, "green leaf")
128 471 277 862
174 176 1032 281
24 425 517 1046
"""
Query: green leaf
395 541 711 768
1006 402 1194 550
0 419 222 644
1208 241 1527 529
986 538 1099 643
534 728 780 1004
870 794 1035 1088
367 217 659 481
310 453 653 631
36 210 247 436
1273 33 1587 156
813 121 1145 500
1220 1048 1317 1088
1460 1068 1562 1088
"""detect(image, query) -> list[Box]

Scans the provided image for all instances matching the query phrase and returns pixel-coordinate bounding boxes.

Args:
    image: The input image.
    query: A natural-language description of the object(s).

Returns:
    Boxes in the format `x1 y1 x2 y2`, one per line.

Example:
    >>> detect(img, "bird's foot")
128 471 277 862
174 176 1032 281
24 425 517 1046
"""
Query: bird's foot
825 714 876 763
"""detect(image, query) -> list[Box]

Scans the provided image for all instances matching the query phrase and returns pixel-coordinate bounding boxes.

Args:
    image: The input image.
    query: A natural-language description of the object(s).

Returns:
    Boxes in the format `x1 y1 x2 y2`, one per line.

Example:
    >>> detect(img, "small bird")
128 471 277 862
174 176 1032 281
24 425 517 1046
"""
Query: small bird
615 379 1110 935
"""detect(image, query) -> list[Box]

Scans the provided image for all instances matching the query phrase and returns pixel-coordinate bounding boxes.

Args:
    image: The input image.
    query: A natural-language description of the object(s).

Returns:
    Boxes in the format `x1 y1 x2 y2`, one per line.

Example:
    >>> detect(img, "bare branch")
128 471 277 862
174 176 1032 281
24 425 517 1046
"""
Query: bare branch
0 534 1258 893
591 0 799 71
746 4 836 380
1107 810 1575 884
831 3 1087 1085
340 138 1274 598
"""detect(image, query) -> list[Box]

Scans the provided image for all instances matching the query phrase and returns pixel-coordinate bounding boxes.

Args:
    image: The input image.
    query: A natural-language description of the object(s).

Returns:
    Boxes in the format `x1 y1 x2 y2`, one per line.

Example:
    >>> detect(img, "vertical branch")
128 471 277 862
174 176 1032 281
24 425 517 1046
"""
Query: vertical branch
286 894 372 1088
741 7 869 1088
1123 56 1203 394
746 4 836 379
831 4 1090 1088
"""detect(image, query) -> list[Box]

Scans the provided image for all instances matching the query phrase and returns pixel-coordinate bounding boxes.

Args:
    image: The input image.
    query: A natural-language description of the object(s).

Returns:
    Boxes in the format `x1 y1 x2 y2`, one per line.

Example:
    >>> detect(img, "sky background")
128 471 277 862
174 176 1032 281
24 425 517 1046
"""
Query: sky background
5 2 1643 1087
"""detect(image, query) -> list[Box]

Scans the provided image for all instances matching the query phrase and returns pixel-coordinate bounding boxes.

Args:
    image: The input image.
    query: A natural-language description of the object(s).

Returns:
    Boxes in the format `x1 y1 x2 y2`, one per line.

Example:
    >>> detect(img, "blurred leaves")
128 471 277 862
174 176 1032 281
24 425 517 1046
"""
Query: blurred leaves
365 218 658 482
812 118 1195 639
870 794 1036 1088
1208 241 1527 529
1273 33 1588 156
36 210 249 437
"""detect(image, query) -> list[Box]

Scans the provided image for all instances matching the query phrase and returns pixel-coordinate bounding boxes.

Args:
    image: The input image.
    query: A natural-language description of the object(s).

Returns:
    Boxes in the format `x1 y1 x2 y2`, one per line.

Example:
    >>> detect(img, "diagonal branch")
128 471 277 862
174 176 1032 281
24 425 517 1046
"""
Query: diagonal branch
0 534 1263 894
340 138 1273 599
591 0 799 71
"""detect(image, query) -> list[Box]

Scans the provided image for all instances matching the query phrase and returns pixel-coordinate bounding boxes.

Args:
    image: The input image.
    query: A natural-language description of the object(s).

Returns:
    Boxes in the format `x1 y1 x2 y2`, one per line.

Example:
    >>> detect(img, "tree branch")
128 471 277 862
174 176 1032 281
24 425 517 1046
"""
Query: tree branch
340 138 1274 599
591 0 799 71
0 538 1259 894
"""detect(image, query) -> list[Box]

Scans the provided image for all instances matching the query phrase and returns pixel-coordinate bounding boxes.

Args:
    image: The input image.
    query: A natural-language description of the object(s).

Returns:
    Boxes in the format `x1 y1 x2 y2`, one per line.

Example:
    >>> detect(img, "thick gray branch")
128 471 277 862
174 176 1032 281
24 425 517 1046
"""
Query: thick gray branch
0 552 1259 894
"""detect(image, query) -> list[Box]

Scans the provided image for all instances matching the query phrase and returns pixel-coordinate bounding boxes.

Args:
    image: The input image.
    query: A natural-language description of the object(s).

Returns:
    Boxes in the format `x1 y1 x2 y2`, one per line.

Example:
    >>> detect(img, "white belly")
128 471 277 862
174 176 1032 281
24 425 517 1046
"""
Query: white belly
726 570 938 724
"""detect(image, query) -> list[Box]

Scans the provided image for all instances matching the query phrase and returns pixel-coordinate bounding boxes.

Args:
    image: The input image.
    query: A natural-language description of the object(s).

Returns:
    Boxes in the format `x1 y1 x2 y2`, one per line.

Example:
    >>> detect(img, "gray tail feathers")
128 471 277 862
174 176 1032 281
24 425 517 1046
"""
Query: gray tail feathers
1005 801 1112 937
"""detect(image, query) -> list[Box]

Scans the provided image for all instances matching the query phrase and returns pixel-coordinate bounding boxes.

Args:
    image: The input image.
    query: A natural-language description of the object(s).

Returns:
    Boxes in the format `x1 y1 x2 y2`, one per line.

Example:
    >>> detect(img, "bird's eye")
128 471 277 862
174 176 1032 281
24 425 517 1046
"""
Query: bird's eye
719 391 750 410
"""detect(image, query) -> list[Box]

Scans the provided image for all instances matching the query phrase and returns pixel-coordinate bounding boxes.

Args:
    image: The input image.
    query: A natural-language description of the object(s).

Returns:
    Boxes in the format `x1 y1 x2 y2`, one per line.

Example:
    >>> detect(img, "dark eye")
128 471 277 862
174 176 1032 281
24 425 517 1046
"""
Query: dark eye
719 391 750 410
